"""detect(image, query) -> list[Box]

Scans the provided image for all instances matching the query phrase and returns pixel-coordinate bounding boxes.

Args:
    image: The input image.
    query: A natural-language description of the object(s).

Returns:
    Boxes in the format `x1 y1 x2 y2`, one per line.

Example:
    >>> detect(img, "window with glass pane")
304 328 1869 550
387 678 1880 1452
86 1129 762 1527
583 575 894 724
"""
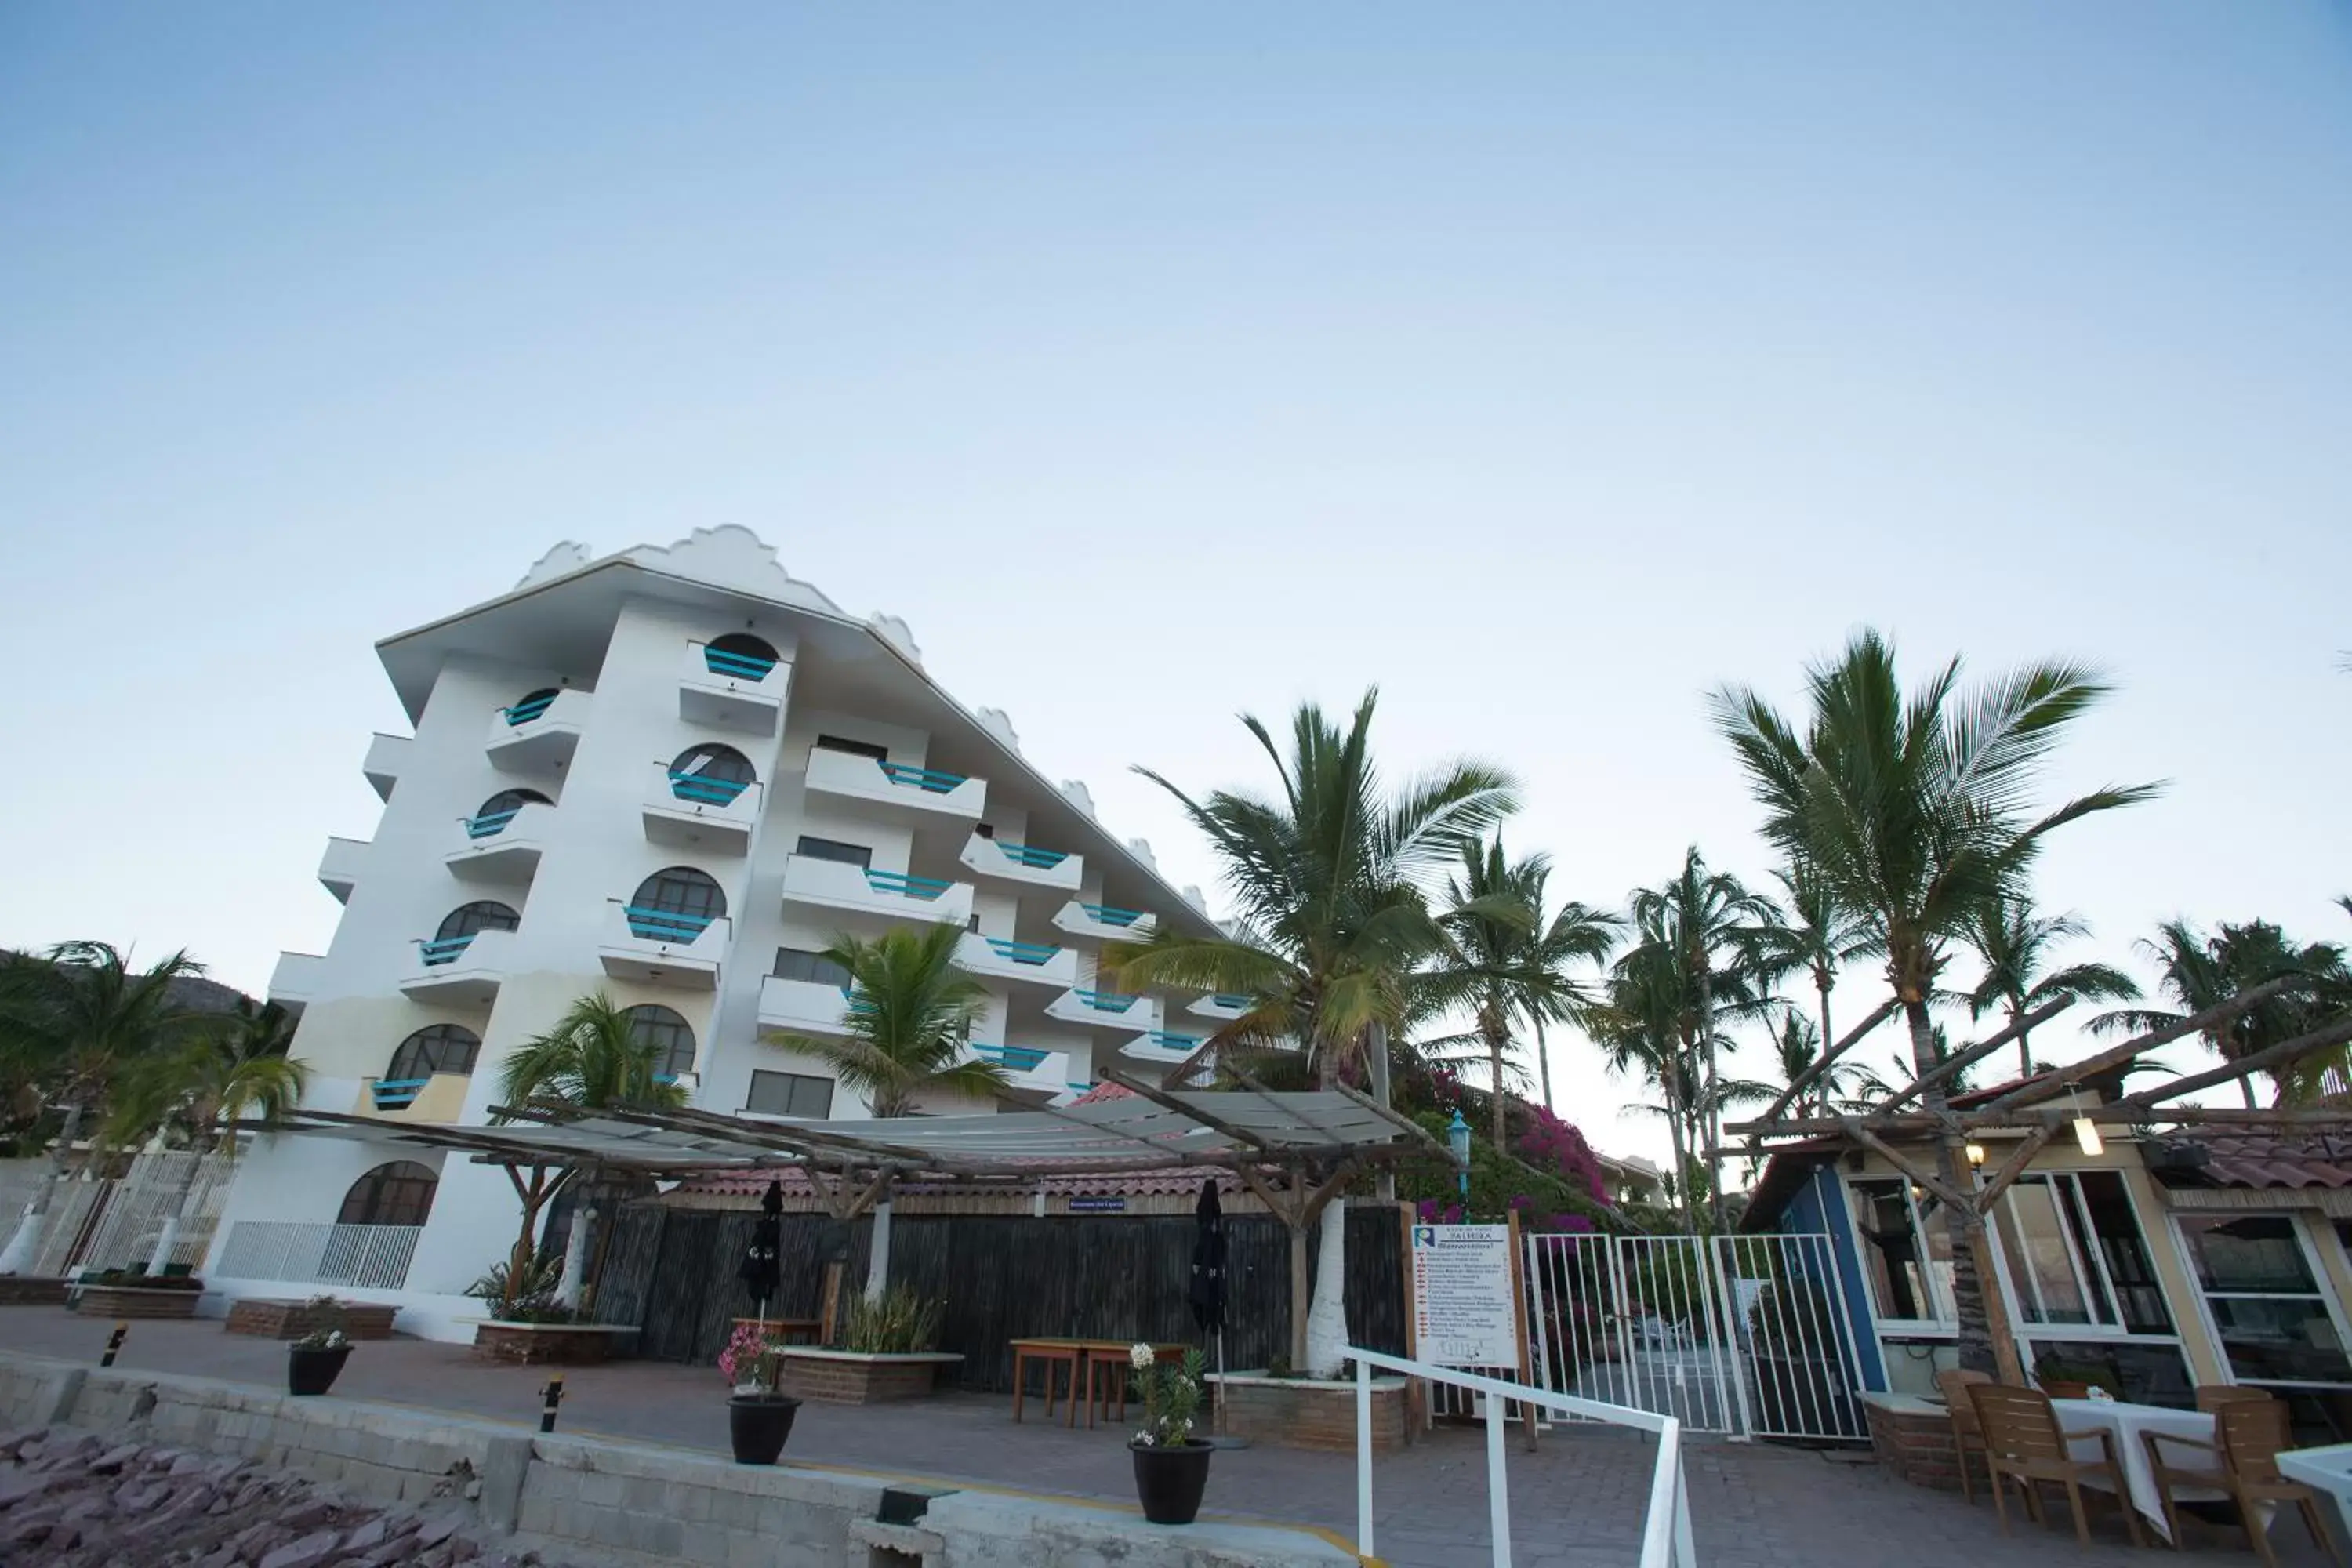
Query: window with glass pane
622 1004 695 1080
1852 1179 1946 1322
812 735 889 763
773 947 851 987
1997 1178 2103 1325
387 1023 481 1081
746 1070 834 1119
2078 1172 2172 1332
2178 1214 2352 1388
794 836 873 869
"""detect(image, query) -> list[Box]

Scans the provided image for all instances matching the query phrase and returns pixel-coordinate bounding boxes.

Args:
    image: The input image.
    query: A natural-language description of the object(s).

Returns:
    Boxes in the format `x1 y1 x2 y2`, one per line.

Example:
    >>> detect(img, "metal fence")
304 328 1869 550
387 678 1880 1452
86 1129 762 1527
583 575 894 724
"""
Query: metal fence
1525 1229 1866 1442
1 1152 236 1278
212 1221 423 1290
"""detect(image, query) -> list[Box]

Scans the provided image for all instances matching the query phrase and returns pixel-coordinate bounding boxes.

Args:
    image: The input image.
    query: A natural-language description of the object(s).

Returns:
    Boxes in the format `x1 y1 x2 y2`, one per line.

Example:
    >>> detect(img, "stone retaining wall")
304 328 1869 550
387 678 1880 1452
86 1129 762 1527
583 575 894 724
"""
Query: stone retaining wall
1861 1392 1965 1491
1210 1374 1411 1452
0 1350 1357 1568
227 1299 402 1341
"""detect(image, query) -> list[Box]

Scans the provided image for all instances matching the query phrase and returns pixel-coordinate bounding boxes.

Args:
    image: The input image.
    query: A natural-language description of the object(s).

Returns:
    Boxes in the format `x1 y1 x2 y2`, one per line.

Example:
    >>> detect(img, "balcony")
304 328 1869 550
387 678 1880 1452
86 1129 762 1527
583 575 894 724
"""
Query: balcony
1121 1029 1206 1066
958 833 1083 893
1189 993 1254 1023
967 1041 1076 1098
212 1221 420 1292
269 951 323 1016
485 688 590 774
354 1071 472 1123
362 733 409 802
445 800 557 883
803 745 985 826
679 640 787 735
642 761 762 855
1052 901 1161 946
779 855 975 928
1044 987 1163 1036
397 926 516 1007
756 975 870 1040
597 901 726 991
317 837 368 905
955 932 1078 989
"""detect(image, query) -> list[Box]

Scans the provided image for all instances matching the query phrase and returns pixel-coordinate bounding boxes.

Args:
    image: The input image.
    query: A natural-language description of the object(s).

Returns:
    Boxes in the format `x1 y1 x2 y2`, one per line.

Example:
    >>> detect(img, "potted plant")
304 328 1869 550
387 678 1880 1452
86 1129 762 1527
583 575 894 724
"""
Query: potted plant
287 1295 353 1396
1128 1343 1211 1526
721 1322 802 1465
2034 1352 2123 1401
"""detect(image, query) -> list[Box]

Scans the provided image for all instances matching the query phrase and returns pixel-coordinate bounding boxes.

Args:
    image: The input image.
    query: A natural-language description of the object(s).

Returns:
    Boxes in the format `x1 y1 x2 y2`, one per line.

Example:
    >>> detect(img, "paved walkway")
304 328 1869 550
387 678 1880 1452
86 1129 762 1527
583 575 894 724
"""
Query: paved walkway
4 1308 2343 1566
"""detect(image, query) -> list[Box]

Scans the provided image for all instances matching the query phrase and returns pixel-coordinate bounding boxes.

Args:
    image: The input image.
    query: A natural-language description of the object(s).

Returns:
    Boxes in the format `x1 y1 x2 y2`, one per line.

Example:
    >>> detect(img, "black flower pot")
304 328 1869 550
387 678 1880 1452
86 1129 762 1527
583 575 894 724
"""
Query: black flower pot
728 1395 801 1465
1130 1439 1213 1525
287 1345 351 1397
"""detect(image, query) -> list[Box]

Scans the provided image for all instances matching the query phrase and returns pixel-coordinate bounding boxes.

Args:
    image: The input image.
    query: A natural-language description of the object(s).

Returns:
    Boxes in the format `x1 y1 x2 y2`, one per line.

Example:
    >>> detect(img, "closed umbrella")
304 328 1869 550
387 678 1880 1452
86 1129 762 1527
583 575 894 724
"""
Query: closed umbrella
1188 1178 1247 1446
739 1179 783 1326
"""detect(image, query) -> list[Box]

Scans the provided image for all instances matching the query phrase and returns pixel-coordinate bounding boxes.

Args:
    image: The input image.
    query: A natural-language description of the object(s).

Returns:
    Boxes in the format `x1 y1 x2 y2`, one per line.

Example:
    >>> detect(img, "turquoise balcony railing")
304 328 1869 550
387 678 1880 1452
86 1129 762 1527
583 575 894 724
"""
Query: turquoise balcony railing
840 987 878 1018
1144 1032 1200 1054
995 843 1068 869
668 771 751 808
503 693 555 727
464 808 521 840
1080 903 1146 927
417 934 478 967
982 937 1062 967
701 646 777 682
975 1043 1047 1073
1072 988 1140 1014
876 760 968 795
1065 1081 1094 1095
622 906 716 943
371 1078 428 1111
865 869 952 902
1210 993 1253 1010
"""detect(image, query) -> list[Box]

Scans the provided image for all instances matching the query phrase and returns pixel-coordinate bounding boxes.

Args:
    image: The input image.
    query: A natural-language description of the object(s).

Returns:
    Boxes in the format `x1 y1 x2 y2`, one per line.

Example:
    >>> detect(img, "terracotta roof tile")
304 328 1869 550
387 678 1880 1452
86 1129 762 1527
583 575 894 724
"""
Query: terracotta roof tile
2185 1132 2352 1189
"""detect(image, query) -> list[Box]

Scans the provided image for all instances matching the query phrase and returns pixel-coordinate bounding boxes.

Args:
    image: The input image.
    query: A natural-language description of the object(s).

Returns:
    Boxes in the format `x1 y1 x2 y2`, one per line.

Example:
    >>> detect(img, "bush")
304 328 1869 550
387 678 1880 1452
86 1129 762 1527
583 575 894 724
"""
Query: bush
1391 1110 1628 1234
82 1268 201 1291
292 1295 350 1352
840 1286 944 1354
466 1248 573 1323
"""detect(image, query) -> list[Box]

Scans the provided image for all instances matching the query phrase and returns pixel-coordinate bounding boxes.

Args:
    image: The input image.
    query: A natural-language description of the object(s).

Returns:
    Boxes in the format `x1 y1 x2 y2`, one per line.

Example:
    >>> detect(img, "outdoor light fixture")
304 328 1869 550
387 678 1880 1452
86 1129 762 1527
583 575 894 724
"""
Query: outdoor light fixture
1965 1142 1985 1168
2074 1116 2104 1156
1446 1108 1472 1197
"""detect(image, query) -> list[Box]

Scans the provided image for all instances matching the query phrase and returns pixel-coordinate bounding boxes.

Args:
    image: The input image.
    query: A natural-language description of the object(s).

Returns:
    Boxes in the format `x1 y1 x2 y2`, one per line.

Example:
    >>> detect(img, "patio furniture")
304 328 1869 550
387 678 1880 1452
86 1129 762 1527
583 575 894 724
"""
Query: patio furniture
1075 1340 1191 1430
2053 1396 2215 1544
2198 1386 2277 1414
2146 1396 2343 1567
1934 1368 1994 1504
1970 1383 2146 1547
1011 1338 1087 1427
729 1316 822 1346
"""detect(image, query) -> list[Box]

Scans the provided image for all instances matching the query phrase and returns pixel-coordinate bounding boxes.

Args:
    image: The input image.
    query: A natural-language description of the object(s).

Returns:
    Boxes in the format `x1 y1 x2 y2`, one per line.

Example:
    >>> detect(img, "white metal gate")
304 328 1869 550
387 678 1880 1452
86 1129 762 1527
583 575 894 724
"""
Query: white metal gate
1525 1230 1868 1440
4 1152 234 1278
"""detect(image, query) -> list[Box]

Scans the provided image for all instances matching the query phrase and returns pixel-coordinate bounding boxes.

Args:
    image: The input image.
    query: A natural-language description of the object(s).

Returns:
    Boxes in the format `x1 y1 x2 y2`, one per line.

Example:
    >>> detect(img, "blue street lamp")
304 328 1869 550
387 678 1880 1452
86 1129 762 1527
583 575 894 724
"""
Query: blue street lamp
1445 1108 1471 1198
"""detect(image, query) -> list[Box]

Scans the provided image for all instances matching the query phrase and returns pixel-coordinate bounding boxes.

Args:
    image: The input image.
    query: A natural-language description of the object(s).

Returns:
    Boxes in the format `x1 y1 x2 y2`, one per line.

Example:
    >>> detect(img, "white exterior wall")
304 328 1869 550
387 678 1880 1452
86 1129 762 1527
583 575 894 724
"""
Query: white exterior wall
218 537 1216 1339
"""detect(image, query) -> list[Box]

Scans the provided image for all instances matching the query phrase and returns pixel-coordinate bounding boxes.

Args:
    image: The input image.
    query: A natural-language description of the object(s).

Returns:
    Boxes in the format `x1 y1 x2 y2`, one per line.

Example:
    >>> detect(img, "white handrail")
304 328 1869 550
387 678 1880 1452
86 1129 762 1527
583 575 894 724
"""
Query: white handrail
1345 1344 1696 1568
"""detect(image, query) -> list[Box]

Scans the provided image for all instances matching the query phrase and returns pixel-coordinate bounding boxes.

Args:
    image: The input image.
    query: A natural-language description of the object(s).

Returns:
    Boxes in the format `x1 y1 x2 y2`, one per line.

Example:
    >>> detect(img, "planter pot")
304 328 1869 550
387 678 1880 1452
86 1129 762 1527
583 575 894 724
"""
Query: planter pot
2041 1380 2095 1400
288 1344 351 1397
470 1322 637 1365
1207 1371 1412 1452
1130 1439 1213 1525
777 1348 965 1404
728 1395 801 1465
71 1283 202 1319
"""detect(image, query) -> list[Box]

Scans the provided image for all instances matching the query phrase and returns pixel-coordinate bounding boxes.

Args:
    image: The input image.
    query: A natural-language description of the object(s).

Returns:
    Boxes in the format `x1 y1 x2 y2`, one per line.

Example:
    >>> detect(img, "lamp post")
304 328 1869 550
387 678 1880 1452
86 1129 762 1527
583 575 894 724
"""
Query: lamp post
1446 1109 1472 1200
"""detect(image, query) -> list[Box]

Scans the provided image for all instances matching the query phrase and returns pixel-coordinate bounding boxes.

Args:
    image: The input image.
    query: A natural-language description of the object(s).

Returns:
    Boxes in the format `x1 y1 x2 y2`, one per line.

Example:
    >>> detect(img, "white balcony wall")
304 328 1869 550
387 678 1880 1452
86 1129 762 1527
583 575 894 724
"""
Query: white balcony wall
677 637 791 735
1051 900 1160 945
779 854 974 927
803 740 985 825
756 975 854 1038
268 952 322 1012
597 900 726 990
484 686 593 773
641 759 762 855
954 931 1078 989
318 836 368 905
1044 987 1163 1036
362 732 409 802
444 799 557 883
957 831 1083 893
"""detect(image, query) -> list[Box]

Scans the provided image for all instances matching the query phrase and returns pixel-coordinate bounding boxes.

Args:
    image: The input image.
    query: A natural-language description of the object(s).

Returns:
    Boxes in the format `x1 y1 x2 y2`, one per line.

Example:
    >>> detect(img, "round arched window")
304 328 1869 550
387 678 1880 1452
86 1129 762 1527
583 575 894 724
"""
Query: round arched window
669 743 755 806
505 687 561 726
337 1161 438 1227
387 1022 481 1081
626 868 725 941
704 633 780 681
434 901 521 942
623 1004 696 1081
468 789 551 838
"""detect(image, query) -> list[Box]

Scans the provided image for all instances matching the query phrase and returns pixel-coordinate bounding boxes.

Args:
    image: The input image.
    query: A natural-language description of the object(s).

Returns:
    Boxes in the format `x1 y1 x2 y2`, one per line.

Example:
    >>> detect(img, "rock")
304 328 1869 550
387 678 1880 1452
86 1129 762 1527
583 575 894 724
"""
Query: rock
341 1517 387 1552
260 1526 343 1568
419 1547 456 1568
172 1451 213 1476
414 1515 462 1548
90 1443 145 1474
0 1469 64 1508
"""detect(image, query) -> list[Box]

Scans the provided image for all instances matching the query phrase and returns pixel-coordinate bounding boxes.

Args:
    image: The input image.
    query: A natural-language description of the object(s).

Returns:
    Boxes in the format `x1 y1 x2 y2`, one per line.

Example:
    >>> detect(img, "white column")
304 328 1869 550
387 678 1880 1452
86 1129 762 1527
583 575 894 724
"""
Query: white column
865 1200 892 1303
555 1207 594 1309
1305 1198 1348 1378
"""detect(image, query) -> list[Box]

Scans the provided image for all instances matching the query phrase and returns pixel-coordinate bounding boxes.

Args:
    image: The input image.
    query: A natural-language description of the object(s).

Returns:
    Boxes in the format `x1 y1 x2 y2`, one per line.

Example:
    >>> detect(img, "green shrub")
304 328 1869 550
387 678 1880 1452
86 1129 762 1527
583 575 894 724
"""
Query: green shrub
840 1285 943 1354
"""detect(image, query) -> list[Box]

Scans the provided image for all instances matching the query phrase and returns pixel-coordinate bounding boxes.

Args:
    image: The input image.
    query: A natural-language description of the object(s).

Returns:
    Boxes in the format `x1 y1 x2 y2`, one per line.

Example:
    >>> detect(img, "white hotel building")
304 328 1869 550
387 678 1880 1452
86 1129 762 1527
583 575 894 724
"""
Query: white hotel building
213 527 1238 1338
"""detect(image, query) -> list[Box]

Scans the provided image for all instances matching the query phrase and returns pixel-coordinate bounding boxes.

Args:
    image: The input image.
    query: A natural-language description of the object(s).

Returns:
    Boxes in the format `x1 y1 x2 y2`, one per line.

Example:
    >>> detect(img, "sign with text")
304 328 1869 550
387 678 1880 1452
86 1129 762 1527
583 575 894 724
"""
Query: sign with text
1410 1223 1519 1368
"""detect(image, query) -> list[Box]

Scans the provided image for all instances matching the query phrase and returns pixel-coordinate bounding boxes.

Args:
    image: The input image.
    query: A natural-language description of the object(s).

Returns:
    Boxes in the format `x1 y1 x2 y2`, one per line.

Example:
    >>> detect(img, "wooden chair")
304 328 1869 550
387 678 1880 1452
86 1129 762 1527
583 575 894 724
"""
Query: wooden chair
2145 1396 2345 1567
1969 1382 2147 1548
2197 1386 2276 1414
1935 1368 1994 1503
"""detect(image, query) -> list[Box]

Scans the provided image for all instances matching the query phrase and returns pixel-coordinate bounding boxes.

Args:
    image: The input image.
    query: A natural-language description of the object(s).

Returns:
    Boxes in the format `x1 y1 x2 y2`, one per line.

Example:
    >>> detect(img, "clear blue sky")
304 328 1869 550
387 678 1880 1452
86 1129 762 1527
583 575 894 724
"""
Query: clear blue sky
4 5 2347 1160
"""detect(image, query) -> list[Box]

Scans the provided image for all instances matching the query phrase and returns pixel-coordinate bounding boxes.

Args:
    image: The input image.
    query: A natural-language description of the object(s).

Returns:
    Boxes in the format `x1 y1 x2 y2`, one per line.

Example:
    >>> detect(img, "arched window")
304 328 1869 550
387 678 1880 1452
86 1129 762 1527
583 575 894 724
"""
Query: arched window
387 1022 481 1081
703 633 780 681
337 1161 438 1227
622 1004 696 1081
468 789 552 838
423 902 519 964
668 742 756 807
504 687 561 727
626 866 725 941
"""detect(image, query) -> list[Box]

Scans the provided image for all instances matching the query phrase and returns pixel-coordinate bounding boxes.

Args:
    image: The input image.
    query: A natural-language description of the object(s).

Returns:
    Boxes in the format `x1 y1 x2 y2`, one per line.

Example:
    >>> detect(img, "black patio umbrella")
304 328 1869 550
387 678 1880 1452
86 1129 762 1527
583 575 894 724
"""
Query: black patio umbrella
1186 1178 1225 1334
738 1179 783 1322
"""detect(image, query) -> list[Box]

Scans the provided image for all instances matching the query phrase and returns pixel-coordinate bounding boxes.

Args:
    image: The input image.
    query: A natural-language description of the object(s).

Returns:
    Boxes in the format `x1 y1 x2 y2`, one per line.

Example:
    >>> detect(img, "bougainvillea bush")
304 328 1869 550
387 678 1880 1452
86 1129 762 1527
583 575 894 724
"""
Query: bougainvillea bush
1516 1109 1609 1205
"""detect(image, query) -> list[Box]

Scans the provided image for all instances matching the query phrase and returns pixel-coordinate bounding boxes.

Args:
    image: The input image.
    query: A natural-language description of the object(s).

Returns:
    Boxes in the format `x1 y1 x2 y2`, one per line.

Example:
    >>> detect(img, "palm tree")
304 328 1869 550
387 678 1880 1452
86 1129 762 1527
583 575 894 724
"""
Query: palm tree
1713 629 2159 1376
760 925 1010 1116
1112 691 1516 1376
1435 840 1617 1150
1759 1010 1882 1118
1595 940 1704 1229
2094 919 2348 1107
1624 848 1776 1229
0 942 219 1276
1752 857 1877 1060
1961 897 2140 1078
102 998 307 1272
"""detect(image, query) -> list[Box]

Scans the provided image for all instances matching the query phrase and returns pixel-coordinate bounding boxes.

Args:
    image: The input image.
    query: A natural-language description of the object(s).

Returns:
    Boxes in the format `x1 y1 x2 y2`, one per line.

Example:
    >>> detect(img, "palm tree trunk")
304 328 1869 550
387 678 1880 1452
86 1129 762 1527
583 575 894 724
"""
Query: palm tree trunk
2013 996 2034 1079
1663 1069 1695 1237
1697 969 1726 1234
0 1101 83 1277
1487 1021 1510 1152
1534 1017 1554 1113
1814 972 1834 1074
1904 1000 2020 1381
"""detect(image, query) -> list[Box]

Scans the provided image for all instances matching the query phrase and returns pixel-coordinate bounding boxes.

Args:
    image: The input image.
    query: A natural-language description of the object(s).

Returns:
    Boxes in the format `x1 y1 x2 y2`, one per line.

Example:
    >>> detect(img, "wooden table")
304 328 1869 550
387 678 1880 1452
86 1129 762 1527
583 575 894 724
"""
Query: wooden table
1011 1338 1088 1426
2053 1398 2232 1542
1074 1341 1193 1429
731 1316 822 1346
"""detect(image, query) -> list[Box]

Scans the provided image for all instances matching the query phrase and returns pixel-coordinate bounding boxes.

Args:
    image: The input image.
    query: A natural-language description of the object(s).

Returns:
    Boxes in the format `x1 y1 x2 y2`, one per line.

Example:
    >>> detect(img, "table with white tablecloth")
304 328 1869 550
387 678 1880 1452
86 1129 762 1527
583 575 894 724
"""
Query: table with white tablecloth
2050 1398 2234 1541
2277 1443 2352 1538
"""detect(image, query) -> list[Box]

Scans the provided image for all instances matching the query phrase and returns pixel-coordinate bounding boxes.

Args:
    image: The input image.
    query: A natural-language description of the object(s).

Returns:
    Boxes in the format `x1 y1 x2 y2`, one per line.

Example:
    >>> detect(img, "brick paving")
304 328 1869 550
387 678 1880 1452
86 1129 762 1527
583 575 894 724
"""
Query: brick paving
3 1308 2343 1566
